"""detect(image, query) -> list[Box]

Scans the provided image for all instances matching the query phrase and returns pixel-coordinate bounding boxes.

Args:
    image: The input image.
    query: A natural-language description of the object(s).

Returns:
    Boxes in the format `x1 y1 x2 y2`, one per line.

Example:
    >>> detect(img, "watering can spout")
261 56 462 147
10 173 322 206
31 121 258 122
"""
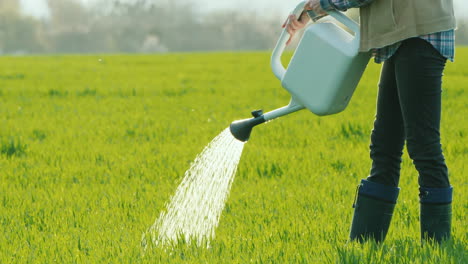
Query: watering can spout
229 100 305 142
229 110 266 142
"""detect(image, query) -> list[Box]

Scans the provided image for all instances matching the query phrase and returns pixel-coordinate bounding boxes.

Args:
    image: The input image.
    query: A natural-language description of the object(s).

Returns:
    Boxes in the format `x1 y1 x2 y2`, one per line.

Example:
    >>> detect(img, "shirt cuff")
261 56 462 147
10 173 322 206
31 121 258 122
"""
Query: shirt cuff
320 0 339 11
321 0 349 12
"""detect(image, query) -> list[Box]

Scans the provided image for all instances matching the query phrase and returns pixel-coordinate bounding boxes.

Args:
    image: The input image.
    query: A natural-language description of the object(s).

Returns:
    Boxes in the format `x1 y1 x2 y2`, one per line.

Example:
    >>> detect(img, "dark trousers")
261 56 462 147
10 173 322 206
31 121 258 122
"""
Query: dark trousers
367 38 450 188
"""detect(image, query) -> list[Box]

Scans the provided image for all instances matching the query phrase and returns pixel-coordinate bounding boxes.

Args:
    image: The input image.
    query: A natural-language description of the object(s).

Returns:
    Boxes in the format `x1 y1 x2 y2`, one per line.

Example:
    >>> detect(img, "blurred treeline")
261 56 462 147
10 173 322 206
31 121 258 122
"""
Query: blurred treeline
1 0 467 55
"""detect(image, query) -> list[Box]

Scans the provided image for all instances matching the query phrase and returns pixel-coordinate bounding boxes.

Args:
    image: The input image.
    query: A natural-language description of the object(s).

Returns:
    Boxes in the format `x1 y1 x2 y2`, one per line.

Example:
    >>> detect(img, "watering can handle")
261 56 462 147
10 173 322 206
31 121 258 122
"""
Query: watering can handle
271 1 307 80
271 2 360 81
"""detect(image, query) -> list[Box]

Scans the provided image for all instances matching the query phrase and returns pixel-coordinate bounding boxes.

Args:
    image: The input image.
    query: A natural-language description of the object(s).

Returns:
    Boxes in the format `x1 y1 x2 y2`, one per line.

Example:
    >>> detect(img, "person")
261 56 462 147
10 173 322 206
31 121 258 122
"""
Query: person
284 0 456 243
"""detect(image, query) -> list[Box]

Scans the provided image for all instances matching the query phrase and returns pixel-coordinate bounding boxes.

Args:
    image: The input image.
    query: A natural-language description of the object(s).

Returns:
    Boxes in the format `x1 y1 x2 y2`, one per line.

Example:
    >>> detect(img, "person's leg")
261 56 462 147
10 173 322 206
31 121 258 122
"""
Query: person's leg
367 55 405 187
393 38 452 243
394 38 450 188
349 57 403 242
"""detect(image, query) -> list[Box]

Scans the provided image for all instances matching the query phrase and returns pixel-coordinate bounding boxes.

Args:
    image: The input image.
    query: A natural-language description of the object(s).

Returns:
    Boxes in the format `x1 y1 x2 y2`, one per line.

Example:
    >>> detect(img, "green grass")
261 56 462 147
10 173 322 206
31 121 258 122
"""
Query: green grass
0 49 466 263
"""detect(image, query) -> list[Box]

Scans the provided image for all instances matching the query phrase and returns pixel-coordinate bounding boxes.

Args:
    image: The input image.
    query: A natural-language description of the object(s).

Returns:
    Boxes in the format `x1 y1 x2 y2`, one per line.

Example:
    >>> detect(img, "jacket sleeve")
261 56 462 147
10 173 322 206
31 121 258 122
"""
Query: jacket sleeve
320 0 375 12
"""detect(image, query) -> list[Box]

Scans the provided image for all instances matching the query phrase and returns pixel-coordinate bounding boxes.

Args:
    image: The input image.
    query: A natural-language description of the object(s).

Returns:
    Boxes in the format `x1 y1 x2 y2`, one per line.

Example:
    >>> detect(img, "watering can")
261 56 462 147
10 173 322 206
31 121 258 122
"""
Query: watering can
230 1 371 142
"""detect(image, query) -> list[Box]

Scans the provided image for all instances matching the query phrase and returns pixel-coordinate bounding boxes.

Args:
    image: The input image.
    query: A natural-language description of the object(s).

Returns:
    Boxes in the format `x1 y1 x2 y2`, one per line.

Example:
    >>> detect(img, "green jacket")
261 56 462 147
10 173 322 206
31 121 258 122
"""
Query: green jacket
359 0 456 51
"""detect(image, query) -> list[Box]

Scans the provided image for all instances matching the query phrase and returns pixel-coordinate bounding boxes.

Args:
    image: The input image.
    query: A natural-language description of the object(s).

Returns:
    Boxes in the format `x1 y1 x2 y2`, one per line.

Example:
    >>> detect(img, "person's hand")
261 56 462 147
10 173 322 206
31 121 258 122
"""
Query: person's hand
282 0 326 45
282 13 309 45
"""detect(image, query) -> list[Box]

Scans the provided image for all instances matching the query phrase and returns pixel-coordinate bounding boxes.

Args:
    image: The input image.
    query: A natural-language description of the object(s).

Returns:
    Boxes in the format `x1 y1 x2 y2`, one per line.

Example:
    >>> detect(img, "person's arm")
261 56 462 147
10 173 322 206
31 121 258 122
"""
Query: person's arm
284 0 376 45
307 0 375 20
321 0 375 12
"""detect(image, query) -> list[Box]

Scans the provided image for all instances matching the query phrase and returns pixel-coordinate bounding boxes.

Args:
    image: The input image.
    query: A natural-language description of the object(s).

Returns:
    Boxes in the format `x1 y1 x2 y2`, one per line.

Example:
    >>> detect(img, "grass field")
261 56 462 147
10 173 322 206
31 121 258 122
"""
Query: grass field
0 49 467 263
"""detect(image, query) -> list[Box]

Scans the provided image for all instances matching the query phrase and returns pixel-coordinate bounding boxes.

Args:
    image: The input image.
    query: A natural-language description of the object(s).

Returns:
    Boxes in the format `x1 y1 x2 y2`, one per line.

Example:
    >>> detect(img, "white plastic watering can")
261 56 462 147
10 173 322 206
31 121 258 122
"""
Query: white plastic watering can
230 1 371 142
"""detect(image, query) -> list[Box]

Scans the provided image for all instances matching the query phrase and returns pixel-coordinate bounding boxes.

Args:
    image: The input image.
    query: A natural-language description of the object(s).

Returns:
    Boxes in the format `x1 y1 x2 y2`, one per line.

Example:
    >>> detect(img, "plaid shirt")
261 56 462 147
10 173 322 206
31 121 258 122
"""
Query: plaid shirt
316 0 455 63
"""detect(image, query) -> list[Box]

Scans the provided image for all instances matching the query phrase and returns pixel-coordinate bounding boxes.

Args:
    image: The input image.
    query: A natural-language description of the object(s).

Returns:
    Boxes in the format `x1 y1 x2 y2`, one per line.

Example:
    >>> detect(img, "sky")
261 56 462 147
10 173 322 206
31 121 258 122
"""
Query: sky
18 0 468 20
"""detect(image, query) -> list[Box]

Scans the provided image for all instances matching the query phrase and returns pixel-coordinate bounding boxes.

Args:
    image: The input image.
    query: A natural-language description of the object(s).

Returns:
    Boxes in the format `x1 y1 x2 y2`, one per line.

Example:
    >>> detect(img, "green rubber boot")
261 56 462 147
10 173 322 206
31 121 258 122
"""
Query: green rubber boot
349 179 400 243
419 186 453 243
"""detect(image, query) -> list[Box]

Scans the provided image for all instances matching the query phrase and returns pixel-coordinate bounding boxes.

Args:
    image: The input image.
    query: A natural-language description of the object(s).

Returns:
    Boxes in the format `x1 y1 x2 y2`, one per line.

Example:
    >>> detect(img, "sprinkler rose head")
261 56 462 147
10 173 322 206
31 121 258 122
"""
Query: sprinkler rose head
229 110 266 142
